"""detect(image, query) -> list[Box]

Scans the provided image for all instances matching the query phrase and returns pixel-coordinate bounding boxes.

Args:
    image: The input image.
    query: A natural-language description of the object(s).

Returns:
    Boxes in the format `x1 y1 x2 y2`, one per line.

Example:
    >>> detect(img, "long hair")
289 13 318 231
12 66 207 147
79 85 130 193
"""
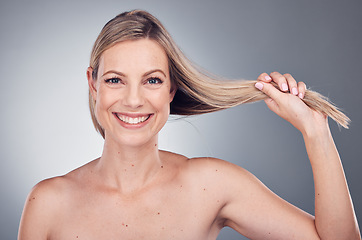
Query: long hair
89 10 349 138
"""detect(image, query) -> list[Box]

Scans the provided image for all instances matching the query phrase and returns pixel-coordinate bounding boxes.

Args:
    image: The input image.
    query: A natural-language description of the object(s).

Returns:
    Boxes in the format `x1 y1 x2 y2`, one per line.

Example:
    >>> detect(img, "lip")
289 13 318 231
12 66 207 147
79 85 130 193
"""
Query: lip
113 112 153 129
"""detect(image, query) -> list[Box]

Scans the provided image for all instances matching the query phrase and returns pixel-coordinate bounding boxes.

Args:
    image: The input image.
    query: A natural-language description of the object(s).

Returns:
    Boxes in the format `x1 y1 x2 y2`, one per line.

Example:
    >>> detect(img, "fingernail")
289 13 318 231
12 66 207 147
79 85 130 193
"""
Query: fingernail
292 87 298 95
299 92 304 99
255 82 263 90
282 83 288 91
265 75 271 81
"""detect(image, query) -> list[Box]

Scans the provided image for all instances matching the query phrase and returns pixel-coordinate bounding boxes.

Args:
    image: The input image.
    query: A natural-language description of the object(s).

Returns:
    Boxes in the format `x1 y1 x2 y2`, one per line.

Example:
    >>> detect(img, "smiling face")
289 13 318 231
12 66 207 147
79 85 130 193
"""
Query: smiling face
88 39 175 147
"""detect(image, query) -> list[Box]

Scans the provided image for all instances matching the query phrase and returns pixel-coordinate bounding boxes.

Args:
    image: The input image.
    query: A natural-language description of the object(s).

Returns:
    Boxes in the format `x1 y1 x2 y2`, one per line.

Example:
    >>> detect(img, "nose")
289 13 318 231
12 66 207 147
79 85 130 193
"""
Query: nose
122 84 144 109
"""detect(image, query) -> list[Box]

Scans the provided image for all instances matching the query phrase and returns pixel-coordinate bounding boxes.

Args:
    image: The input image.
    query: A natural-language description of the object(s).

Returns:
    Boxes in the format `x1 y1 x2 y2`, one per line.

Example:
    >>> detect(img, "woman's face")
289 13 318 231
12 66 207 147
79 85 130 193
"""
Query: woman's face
88 39 175 147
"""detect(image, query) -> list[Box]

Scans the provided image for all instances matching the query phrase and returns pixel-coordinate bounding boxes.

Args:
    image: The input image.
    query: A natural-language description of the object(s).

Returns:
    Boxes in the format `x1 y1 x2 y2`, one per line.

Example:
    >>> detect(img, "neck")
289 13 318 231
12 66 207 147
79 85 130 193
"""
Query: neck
96 134 163 194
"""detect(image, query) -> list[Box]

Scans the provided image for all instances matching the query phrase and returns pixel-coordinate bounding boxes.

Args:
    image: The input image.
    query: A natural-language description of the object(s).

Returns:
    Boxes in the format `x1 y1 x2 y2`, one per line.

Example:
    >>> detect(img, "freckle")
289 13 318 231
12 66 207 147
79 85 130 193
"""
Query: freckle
162 227 165 230
215 169 218 172
180 185 183 188
124 169 127 172
203 188 206 191
217 200 220 203
160 165 163 168
157 212 160 215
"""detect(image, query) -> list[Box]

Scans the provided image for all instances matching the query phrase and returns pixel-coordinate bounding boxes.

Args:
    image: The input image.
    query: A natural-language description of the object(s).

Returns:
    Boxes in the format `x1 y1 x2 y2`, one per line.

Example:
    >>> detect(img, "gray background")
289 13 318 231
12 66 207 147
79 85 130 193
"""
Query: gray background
1 0 361 239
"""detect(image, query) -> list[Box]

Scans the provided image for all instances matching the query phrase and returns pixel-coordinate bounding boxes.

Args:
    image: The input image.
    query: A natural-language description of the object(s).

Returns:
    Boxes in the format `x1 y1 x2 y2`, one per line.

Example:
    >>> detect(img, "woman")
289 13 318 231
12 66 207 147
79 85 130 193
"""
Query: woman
18 10 360 239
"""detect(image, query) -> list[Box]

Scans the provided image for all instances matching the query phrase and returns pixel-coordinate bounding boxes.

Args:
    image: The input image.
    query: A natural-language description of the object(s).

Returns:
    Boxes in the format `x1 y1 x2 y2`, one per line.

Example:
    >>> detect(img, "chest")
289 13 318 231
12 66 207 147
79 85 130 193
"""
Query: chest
50 183 223 240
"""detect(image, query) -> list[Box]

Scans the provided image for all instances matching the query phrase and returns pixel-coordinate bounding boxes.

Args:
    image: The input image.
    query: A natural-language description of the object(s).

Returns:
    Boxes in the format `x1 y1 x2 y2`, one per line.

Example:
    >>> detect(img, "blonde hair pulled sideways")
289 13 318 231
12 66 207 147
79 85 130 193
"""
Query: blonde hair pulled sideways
89 10 350 138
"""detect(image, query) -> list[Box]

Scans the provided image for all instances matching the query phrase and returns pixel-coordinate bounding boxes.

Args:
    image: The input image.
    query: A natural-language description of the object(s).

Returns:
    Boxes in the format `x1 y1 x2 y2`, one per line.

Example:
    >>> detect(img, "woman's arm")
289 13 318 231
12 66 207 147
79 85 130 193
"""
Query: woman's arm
255 72 360 239
219 72 360 239
303 118 360 239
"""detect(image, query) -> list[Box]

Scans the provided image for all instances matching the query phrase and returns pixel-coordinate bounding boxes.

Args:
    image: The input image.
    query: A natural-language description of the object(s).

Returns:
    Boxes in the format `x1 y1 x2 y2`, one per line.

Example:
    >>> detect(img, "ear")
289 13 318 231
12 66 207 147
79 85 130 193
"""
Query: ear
169 87 177 103
87 67 97 100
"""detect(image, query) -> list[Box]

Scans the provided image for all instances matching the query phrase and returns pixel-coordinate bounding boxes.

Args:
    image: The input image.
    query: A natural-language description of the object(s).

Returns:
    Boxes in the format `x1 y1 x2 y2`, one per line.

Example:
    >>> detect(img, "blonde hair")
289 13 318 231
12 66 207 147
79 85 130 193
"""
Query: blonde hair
89 10 350 138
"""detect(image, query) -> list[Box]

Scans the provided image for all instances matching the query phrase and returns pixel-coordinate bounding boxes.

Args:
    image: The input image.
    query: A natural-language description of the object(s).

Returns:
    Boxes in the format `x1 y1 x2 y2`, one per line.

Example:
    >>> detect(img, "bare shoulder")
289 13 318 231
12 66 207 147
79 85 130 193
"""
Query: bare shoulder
159 151 259 192
18 176 68 239
173 155 258 198
160 150 237 170
184 156 253 181
160 151 247 174
29 158 98 195
18 160 98 240
29 176 68 201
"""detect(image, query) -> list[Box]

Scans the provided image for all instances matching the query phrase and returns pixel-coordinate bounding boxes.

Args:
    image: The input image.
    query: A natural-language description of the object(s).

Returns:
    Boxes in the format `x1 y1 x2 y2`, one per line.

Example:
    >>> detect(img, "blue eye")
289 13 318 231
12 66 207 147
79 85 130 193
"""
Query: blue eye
147 77 163 84
105 77 121 84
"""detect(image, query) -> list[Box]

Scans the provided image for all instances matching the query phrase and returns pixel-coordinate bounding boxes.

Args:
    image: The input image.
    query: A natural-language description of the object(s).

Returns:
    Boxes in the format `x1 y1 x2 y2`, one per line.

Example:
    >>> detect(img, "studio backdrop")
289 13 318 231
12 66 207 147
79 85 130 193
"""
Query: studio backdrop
1 0 361 239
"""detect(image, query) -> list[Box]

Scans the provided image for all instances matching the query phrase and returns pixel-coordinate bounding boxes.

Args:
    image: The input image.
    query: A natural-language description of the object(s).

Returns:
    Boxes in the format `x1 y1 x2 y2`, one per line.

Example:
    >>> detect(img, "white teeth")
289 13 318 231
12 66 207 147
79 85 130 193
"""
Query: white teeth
117 114 149 124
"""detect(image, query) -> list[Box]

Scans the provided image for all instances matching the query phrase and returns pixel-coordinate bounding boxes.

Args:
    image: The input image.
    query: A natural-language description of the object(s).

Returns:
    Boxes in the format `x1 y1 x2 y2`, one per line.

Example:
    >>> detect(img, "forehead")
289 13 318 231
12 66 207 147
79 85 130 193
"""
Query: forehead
99 39 169 75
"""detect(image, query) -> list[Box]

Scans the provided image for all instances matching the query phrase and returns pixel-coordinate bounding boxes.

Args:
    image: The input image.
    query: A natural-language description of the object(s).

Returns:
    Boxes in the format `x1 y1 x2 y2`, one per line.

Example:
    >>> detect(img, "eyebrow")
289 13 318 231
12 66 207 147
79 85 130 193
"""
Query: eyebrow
101 69 167 78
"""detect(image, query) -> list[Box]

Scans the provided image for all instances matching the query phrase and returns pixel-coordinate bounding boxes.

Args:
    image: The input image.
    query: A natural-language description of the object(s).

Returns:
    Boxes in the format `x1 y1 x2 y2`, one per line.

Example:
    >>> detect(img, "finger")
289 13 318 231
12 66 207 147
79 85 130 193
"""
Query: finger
270 72 288 92
254 81 283 103
284 73 298 96
297 81 306 99
257 72 272 83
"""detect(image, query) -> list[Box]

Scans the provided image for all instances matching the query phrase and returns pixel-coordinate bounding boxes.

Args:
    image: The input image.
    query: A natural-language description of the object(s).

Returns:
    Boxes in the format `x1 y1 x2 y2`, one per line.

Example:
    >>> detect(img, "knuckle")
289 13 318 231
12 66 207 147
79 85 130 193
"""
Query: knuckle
277 76 286 82
261 82 270 90
270 74 285 82
286 78 297 86
298 85 306 91
257 72 269 80
298 81 306 87
283 73 292 78
265 83 276 95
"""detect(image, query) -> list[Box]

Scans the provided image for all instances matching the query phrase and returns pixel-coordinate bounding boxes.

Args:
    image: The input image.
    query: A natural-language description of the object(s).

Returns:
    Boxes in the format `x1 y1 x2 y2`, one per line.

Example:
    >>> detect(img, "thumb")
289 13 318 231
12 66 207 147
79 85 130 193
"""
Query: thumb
264 97 281 116
254 82 282 103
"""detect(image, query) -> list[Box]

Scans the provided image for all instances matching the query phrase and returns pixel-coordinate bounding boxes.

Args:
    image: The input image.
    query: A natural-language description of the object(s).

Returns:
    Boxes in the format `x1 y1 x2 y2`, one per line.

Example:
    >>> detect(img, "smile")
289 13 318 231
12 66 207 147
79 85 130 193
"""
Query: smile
114 113 151 125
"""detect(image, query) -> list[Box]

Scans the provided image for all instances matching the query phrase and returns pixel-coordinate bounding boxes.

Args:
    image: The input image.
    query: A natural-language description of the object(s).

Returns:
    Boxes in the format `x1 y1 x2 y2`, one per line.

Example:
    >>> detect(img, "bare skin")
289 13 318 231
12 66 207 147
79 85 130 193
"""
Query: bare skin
18 39 361 240
20 152 231 240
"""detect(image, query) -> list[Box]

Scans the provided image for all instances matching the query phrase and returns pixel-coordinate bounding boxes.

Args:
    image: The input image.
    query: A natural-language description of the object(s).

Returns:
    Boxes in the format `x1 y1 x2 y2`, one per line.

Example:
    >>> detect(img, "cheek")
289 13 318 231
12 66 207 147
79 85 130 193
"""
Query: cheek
94 88 118 120
98 86 120 106
150 90 173 112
